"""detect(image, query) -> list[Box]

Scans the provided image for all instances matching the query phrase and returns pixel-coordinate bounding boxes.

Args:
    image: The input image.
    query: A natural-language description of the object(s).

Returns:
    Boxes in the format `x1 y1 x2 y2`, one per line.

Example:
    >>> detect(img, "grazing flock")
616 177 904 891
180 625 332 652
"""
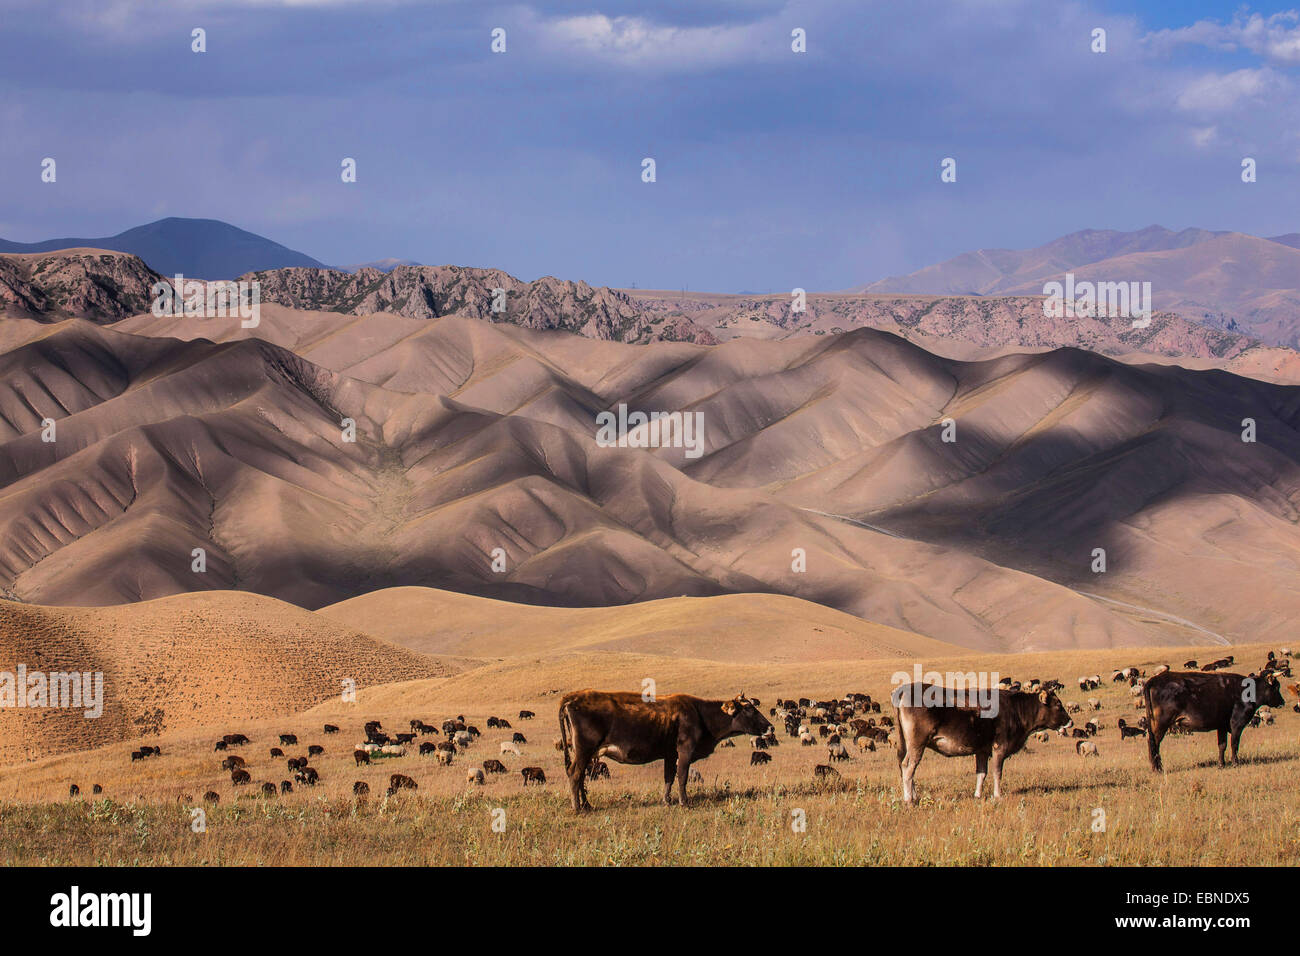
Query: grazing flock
61 650 1294 810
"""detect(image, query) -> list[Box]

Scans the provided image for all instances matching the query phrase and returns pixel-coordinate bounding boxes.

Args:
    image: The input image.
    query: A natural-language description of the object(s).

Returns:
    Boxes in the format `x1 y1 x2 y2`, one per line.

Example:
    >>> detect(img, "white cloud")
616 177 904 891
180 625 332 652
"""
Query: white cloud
533 12 776 69
1174 67 1286 113
1146 11 1300 65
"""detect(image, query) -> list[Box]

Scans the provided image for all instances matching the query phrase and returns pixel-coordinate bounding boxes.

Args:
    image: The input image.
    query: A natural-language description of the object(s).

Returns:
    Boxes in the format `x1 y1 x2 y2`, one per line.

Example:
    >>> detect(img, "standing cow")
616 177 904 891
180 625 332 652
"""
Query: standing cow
1143 670 1285 771
558 690 771 811
894 683 1069 803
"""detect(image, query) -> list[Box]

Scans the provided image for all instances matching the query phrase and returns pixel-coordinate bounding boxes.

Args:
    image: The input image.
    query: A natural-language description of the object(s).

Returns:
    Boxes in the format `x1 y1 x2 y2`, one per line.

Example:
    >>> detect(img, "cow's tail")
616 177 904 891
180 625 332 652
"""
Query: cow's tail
559 700 574 774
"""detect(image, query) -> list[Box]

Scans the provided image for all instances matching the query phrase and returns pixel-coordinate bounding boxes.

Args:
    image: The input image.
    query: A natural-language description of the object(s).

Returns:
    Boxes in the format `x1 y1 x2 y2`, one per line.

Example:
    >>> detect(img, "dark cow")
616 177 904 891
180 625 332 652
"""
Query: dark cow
353 781 369 796
307 745 325 757
220 756 245 771
750 751 772 766
389 773 417 791
131 750 145 762
279 734 298 746
223 734 249 747
394 733 416 745
354 749 371 766
92 784 103 795
269 747 284 758
294 767 320 786
1117 718 1146 740
894 683 1070 803
585 759 610 780
521 767 546 785
1143 670 1285 771
280 780 293 794
69 784 80 797
483 759 508 774
519 710 536 720
512 732 527 744
487 717 501 729
203 791 220 803
261 782 277 796
418 741 437 756
323 724 339 735
231 769 251 785
813 764 839 780
214 740 228 752
558 690 772 811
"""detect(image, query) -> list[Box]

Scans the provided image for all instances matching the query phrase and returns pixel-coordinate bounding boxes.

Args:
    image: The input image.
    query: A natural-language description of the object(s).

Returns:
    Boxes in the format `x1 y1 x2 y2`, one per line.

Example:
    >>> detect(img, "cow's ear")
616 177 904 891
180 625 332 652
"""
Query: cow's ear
1038 690 1050 704
721 700 737 715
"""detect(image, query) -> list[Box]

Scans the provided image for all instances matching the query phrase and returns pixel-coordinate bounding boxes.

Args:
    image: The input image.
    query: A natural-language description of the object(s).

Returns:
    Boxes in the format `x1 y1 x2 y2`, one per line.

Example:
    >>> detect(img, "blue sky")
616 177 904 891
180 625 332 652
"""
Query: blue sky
0 0 1296 291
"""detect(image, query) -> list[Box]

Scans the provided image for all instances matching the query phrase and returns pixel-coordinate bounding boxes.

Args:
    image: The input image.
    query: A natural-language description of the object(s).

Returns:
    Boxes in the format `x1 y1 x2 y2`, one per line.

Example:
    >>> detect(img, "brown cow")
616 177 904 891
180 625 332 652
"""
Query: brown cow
521 766 546 785
894 683 1069 803
558 690 772 811
1143 670 1285 771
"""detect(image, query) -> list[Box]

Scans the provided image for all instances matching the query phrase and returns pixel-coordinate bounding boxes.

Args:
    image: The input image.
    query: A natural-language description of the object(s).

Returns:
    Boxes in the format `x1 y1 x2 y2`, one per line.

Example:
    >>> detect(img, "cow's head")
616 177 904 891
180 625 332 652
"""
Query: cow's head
721 692 772 737
1037 689 1071 730
1261 675 1286 709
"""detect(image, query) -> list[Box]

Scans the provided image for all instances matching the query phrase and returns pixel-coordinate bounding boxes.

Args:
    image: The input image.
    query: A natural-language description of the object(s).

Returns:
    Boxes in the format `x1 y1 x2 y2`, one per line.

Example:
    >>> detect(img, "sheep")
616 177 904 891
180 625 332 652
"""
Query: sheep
499 741 520 756
467 768 485 785
1076 740 1100 757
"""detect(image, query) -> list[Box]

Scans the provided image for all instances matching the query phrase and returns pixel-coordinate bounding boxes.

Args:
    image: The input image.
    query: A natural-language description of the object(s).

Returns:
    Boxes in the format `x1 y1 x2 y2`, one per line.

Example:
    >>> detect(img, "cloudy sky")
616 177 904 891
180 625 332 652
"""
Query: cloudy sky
0 0 1296 291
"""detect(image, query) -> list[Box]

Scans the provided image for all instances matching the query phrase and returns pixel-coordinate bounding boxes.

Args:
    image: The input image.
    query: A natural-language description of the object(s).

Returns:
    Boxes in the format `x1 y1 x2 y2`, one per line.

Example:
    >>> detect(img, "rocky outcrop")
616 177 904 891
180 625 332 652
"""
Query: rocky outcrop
240 264 717 344
0 250 162 321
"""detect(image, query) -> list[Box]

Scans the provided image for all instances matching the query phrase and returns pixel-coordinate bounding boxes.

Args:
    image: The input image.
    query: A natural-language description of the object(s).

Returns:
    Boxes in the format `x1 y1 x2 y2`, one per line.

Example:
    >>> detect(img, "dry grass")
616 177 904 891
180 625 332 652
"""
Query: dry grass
0 640 1294 866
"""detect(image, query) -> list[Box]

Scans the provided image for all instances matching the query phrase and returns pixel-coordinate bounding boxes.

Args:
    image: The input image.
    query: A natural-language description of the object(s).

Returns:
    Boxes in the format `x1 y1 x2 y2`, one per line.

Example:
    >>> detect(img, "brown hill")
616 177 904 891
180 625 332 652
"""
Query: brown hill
0 590 456 764
2 310 1298 650
318 587 964 662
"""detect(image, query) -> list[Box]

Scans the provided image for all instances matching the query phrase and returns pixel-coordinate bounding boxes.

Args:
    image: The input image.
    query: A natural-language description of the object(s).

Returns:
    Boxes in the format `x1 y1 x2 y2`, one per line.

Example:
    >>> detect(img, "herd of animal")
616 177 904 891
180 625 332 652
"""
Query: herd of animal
60 651 1294 810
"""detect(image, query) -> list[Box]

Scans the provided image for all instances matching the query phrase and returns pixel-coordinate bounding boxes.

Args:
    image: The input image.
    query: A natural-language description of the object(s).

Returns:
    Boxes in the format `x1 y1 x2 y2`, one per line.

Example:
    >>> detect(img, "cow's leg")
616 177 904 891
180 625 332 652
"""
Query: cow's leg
662 754 678 805
1216 728 1228 767
1229 725 1245 765
990 750 1006 799
899 742 923 804
1147 720 1168 772
567 739 596 812
675 749 692 806
973 752 989 799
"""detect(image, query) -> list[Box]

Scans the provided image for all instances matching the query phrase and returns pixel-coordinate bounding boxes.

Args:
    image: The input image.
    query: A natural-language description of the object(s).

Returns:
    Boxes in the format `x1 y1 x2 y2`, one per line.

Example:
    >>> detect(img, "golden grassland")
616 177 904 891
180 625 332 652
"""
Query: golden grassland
0 641 1294 866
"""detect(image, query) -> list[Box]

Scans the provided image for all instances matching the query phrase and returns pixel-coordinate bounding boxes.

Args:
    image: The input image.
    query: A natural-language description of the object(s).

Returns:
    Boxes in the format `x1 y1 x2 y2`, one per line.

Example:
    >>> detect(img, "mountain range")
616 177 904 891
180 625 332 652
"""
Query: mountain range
859 226 1300 348
1 301 1298 652
0 218 325 279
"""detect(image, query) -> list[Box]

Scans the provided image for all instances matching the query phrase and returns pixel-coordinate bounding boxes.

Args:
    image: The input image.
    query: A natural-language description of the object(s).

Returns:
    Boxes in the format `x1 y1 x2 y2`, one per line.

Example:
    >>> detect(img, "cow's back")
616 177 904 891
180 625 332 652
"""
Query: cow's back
1145 671 1240 726
561 690 694 761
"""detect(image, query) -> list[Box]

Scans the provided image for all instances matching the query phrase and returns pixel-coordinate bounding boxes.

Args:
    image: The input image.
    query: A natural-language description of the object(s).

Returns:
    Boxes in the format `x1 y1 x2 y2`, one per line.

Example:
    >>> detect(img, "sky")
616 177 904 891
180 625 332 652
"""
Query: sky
0 0 1296 291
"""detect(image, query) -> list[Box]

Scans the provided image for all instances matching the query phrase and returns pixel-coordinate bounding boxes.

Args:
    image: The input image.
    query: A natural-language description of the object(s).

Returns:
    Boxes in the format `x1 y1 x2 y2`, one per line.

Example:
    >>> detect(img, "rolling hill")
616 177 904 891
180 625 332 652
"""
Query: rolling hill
1 307 1298 652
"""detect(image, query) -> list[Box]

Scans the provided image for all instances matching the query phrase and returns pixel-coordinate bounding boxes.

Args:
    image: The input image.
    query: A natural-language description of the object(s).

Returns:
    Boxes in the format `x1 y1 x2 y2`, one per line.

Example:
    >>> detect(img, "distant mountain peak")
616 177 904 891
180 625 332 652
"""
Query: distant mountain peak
0 217 325 280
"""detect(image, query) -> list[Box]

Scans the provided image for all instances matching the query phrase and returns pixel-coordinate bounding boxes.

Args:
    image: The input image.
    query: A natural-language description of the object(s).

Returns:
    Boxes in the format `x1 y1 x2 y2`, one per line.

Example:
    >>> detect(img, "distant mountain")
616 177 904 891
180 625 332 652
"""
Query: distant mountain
855 226 1300 349
0 218 325 279
345 258 423 273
